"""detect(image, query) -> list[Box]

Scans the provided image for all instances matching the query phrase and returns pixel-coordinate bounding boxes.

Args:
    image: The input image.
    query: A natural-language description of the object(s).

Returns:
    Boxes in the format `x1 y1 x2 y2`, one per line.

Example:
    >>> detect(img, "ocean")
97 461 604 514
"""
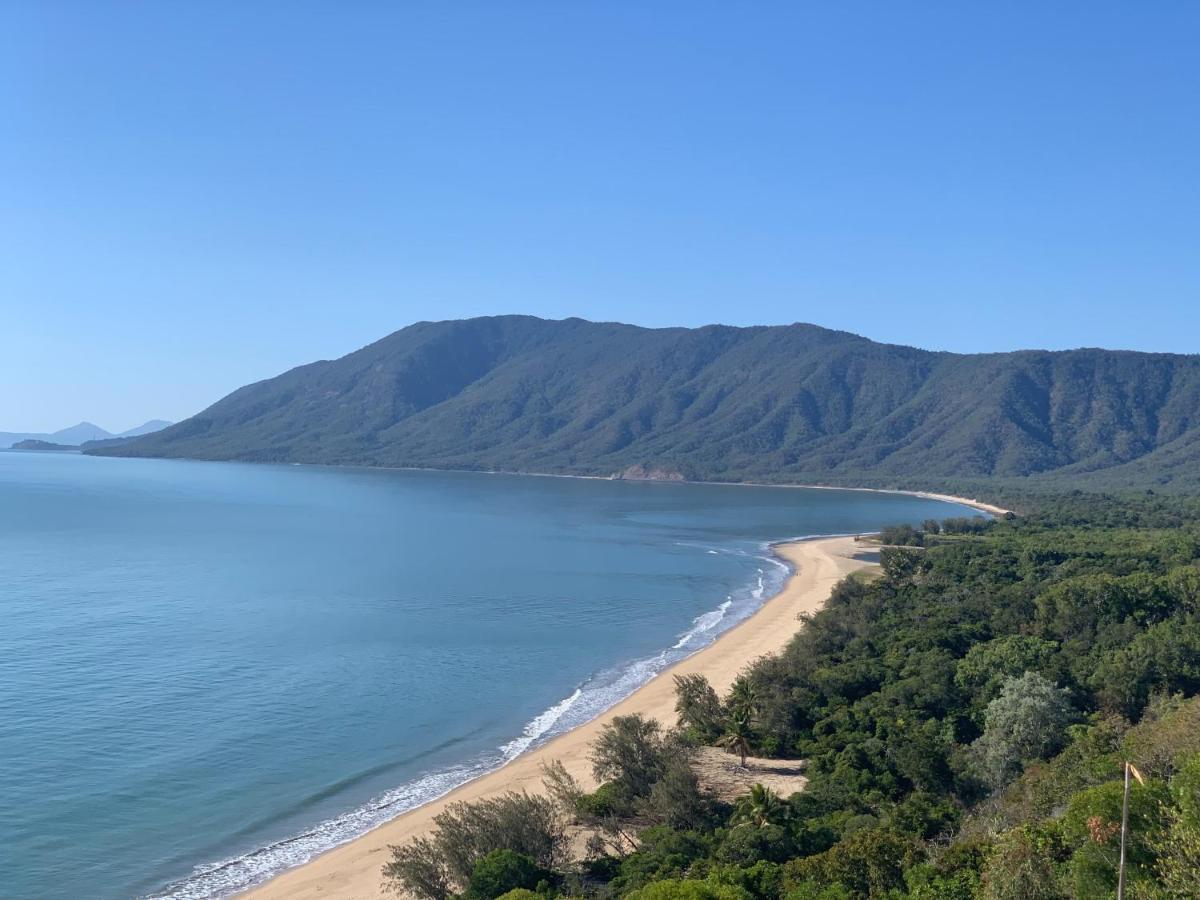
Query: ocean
0 452 976 899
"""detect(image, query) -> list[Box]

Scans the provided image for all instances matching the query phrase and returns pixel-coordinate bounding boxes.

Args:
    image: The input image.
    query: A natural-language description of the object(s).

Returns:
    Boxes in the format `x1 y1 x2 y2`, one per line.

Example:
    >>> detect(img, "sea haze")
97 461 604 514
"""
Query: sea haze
0 453 975 899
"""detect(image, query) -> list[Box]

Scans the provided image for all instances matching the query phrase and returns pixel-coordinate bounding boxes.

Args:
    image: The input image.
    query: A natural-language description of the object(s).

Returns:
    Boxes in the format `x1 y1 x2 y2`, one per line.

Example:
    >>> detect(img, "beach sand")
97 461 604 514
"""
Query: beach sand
239 535 874 900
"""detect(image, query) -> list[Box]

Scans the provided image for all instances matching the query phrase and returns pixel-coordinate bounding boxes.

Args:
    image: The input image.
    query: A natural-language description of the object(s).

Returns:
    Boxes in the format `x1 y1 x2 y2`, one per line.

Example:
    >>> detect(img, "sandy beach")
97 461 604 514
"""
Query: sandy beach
239 534 874 900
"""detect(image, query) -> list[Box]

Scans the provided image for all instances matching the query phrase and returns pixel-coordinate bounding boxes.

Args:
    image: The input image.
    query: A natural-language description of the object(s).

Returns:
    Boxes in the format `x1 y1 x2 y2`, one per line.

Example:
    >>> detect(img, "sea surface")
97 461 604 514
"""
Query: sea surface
0 452 976 899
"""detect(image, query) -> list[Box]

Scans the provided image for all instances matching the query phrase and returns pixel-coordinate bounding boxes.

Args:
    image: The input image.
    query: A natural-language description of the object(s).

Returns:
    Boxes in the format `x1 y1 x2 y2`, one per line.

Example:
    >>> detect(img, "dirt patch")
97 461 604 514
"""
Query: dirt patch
692 746 807 802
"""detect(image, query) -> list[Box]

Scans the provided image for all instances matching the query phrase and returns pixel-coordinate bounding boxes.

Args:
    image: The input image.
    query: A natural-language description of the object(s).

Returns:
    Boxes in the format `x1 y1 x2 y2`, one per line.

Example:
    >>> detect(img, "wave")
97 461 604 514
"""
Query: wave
499 688 583 759
673 599 732 650
148 538 805 899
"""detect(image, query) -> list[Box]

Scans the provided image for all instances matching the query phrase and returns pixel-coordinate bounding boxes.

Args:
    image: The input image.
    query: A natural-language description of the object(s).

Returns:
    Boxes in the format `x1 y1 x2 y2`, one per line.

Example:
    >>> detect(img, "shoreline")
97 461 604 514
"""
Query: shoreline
88 451 1012 518
237 535 877 900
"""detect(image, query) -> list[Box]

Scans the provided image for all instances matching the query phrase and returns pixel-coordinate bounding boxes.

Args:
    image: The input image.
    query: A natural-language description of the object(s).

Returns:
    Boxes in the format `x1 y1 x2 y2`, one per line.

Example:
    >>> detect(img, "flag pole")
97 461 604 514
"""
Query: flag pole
1117 760 1131 900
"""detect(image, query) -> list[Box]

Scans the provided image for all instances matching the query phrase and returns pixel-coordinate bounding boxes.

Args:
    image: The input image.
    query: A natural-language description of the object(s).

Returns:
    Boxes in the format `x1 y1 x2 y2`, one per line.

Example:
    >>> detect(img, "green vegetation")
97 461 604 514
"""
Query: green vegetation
92 316 1200 492
385 493 1200 898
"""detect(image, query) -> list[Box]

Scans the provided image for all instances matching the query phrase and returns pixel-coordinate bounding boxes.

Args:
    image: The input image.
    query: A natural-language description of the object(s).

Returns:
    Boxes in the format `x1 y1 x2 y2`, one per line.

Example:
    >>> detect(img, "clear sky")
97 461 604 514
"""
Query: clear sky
3 3 1198 432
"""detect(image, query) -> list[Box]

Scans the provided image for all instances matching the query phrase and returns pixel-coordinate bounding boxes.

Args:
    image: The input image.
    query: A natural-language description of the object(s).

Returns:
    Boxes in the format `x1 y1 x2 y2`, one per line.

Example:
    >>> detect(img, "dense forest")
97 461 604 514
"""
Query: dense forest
93 316 1200 492
382 492 1200 900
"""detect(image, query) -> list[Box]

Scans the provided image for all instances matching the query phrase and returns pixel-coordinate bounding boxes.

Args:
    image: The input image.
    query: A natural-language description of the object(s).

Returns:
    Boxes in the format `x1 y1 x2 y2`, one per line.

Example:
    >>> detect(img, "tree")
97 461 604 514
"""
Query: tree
675 673 724 741
384 836 452 900
641 754 711 830
717 715 754 768
727 676 761 722
731 783 789 829
591 714 669 811
971 672 1076 787
955 635 1059 709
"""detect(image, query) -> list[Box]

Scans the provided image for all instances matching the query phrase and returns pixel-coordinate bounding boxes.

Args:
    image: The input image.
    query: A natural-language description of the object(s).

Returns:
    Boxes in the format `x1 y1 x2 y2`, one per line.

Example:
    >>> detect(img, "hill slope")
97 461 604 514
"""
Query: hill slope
93 316 1200 490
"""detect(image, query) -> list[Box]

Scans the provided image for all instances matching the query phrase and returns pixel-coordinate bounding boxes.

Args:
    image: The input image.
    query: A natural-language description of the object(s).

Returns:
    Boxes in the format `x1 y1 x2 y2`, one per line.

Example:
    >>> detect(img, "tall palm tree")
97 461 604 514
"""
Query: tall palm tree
717 714 753 768
731 783 789 829
727 676 761 721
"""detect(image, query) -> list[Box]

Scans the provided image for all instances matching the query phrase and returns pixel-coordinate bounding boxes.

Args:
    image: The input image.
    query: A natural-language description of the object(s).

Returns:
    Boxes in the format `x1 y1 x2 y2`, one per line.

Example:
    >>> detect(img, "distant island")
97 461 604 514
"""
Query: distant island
12 439 78 452
2 419 171 451
90 315 1200 493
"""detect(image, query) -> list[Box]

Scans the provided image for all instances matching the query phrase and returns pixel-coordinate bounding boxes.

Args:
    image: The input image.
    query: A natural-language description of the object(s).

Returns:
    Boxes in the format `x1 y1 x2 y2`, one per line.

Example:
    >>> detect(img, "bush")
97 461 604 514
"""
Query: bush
625 879 753 900
466 850 546 900
1151 752 1200 895
576 780 624 818
941 516 993 535
954 636 1059 709
971 672 1076 787
880 524 923 547
1060 778 1170 897
702 861 783 900
642 754 713 830
977 825 1068 900
783 828 921 897
383 792 566 900
612 827 716 894
717 824 794 866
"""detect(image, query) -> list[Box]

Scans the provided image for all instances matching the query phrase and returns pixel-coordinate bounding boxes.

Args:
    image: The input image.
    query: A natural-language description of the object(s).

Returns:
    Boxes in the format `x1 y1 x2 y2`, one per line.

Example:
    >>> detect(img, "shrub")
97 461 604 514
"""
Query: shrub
783 828 920 897
971 672 1076 787
625 878 753 900
1151 752 1200 895
880 524 923 547
977 825 1068 900
1060 778 1170 897
642 754 712 830
383 792 566 900
467 850 546 900
954 636 1059 709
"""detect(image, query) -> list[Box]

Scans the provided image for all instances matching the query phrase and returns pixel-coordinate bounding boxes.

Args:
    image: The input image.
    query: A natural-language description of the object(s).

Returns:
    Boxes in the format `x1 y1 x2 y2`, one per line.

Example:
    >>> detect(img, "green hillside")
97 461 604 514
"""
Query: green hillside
92 316 1200 491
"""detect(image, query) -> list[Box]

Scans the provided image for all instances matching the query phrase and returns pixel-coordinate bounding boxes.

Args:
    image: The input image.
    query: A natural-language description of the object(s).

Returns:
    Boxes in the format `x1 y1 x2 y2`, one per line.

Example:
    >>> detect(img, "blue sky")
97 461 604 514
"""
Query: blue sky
3 3 1198 432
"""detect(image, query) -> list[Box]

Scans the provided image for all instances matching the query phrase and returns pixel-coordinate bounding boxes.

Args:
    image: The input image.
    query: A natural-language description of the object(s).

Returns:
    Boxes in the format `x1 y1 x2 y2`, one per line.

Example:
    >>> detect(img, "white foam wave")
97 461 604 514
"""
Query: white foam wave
150 688 584 900
500 688 582 759
146 761 488 899
750 568 766 599
673 599 733 649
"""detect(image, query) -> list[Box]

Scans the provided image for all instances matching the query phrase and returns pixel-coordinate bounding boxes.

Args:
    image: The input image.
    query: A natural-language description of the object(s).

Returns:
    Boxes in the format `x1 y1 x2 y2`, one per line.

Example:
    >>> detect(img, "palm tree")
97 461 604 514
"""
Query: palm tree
727 676 761 721
731 783 789 829
717 714 754 768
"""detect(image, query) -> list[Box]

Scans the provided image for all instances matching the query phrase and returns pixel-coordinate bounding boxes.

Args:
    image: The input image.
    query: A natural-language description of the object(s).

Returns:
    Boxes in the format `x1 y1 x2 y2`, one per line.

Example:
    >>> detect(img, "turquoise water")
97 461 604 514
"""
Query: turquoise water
0 452 974 899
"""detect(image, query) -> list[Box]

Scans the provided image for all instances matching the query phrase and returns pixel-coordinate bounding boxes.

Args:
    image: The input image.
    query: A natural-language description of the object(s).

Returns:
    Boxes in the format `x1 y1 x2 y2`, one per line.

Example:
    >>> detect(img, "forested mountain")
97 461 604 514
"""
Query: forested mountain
93 316 1200 491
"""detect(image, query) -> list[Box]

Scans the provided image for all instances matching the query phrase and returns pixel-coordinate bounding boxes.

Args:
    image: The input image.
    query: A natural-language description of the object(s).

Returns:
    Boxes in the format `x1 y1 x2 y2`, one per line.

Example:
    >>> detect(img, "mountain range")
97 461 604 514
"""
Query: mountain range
89 317 1200 492
2 419 172 450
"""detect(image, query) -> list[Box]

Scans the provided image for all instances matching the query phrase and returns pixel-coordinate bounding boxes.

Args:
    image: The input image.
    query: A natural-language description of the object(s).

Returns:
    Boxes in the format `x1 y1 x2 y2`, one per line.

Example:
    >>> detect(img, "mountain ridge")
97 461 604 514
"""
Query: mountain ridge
91 316 1200 491
1 419 172 450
